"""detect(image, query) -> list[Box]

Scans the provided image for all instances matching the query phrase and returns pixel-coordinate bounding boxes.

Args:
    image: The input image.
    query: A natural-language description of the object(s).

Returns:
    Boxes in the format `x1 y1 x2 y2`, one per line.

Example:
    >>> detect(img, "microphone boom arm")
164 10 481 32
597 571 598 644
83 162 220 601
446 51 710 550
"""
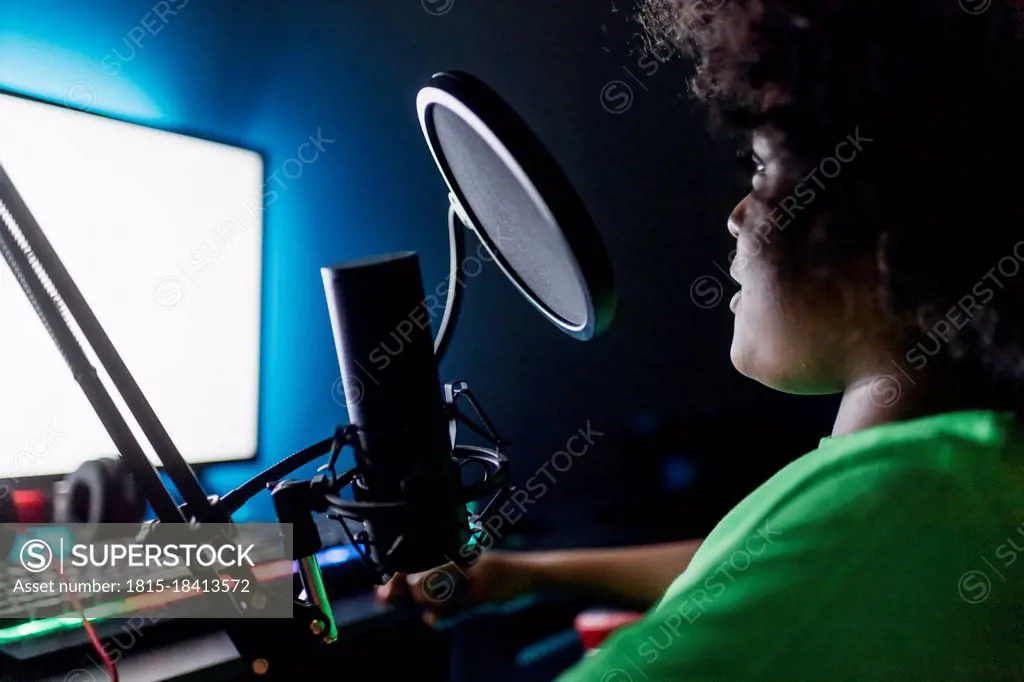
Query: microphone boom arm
0 160 311 679
0 162 190 522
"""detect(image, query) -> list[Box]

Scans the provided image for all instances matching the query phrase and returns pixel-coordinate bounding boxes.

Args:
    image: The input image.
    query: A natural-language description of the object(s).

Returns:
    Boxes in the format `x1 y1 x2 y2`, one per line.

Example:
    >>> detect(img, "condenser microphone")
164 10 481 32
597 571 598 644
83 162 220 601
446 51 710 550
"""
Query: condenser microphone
322 252 470 574
317 71 617 578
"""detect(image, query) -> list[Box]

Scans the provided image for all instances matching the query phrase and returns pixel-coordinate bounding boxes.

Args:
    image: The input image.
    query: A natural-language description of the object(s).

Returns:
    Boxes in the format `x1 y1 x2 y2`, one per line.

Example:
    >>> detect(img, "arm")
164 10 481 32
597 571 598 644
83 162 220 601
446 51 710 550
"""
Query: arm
377 539 704 618
507 539 704 607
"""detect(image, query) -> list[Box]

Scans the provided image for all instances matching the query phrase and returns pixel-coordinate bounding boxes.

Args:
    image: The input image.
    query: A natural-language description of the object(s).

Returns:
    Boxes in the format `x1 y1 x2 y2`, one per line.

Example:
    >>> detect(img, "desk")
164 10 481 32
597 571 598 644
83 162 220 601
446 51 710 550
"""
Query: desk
7 592 449 682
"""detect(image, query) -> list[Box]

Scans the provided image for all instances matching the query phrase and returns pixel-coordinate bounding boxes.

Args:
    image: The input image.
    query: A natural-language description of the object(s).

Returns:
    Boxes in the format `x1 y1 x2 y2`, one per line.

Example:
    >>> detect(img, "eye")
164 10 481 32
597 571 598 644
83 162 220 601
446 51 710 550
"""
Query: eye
734 148 765 176
731 148 759 186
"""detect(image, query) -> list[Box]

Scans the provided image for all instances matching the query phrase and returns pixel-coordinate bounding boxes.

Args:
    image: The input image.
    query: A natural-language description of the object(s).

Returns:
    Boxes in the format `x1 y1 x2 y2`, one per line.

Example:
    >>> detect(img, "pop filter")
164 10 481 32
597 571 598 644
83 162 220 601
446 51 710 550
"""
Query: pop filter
417 71 616 341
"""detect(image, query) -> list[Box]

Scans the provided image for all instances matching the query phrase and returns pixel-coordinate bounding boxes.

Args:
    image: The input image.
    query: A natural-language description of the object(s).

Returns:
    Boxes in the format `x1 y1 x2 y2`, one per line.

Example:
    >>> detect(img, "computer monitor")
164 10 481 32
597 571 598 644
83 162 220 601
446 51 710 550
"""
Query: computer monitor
0 91 263 479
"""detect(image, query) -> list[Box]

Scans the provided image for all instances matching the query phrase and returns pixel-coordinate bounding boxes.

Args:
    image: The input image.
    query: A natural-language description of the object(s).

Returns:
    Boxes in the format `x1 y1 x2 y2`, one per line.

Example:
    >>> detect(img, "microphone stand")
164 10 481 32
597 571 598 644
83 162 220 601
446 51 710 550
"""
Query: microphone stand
1 163 510 679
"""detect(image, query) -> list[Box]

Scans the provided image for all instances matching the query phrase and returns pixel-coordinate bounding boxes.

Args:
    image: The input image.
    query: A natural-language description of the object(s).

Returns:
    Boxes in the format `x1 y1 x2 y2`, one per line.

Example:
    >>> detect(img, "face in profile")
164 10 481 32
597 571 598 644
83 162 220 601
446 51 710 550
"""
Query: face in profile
726 129 882 396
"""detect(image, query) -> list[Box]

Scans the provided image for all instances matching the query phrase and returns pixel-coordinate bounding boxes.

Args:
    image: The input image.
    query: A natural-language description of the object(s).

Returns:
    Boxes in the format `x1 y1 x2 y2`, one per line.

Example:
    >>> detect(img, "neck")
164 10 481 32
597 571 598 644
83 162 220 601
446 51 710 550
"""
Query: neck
832 375 909 436
832 366 978 437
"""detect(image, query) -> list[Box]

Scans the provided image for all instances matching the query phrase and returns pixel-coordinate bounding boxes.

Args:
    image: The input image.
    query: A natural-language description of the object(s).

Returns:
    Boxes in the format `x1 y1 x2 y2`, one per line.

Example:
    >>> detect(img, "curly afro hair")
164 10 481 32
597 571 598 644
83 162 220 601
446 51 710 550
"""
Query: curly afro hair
640 0 1024 411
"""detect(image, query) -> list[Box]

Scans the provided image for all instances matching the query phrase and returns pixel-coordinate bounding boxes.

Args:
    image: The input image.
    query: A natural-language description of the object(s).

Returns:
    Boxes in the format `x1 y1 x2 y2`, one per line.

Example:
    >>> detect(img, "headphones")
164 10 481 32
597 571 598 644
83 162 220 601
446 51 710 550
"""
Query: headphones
0 458 145 556
53 457 147 525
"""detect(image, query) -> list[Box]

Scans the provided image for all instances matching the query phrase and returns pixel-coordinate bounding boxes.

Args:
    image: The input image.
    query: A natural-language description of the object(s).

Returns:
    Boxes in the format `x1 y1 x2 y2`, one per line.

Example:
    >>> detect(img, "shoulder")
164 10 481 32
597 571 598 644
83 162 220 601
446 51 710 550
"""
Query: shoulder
761 409 1019 521
559 414 1024 681
741 413 1017 569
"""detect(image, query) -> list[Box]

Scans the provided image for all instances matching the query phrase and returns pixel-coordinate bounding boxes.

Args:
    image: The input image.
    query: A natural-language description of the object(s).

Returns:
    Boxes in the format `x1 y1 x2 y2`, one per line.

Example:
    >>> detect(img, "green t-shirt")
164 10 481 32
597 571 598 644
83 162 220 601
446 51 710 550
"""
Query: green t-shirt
556 410 1024 681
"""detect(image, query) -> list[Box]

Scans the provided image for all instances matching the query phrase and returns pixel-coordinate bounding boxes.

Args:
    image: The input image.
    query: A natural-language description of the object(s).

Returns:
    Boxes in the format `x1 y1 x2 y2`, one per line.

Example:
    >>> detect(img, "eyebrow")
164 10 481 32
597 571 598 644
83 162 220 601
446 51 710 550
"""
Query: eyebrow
751 133 774 163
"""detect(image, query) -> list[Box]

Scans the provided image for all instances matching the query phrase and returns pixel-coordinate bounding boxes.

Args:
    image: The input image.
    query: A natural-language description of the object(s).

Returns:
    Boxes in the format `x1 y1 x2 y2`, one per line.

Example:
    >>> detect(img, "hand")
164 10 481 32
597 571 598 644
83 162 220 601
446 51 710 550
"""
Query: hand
375 552 532 625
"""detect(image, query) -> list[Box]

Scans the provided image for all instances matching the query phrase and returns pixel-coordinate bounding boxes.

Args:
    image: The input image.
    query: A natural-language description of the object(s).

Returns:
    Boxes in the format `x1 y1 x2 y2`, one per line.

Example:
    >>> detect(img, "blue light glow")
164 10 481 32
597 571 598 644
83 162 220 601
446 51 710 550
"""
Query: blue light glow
0 35 163 120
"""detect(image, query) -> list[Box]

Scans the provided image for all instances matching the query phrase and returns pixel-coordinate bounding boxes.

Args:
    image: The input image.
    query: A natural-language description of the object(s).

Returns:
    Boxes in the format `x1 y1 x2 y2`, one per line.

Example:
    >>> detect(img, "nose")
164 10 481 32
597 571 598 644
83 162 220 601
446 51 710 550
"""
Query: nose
727 194 751 239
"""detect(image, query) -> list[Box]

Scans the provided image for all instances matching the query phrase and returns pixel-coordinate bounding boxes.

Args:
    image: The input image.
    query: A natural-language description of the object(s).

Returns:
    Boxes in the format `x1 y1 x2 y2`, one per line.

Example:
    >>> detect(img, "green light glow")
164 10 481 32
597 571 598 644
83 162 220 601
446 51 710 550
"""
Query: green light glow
0 614 107 643
0 599 132 643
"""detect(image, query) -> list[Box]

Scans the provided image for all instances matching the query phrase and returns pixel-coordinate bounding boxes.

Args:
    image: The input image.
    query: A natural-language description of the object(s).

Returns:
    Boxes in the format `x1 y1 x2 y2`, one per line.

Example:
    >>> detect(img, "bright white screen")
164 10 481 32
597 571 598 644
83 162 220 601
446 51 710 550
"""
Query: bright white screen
0 92 263 478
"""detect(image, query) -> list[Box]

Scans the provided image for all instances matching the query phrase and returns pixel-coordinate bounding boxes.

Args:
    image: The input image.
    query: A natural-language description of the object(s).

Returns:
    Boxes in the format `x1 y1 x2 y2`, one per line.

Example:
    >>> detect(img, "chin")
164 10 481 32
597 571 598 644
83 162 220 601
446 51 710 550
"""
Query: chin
729 330 763 382
731 337 844 395
730 328 816 393
730 349 772 388
732 355 804 393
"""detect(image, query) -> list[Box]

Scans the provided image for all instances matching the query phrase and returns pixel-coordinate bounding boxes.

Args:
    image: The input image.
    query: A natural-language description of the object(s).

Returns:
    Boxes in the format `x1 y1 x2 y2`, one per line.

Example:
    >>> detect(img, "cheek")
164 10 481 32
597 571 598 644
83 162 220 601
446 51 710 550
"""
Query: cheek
730 260 844 393
731 270 791 369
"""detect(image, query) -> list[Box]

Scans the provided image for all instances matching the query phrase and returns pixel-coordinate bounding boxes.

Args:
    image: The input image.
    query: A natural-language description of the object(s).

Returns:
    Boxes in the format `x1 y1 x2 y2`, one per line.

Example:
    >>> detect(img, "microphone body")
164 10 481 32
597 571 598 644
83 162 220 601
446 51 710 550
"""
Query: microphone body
322 252 469 574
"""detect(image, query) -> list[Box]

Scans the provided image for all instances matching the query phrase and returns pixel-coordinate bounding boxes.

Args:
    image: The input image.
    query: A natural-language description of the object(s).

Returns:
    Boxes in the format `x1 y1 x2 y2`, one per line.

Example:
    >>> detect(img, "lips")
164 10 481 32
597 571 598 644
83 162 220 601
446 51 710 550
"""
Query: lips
729 265 742 313
730 291 742 313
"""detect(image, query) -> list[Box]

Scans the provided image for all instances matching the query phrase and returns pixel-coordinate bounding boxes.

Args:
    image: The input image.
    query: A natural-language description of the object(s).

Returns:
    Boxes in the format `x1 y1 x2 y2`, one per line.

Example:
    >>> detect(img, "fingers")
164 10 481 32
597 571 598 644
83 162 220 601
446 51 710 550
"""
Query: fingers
375 568 460 604
375 563 471 629
376 572 447 626
374 572 410 603
411 565 466 627
410 564 469 609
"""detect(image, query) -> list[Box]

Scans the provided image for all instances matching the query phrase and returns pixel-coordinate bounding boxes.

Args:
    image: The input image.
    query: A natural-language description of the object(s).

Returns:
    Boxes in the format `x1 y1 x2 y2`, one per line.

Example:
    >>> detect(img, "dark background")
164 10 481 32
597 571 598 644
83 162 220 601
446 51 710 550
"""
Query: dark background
0 0 836 544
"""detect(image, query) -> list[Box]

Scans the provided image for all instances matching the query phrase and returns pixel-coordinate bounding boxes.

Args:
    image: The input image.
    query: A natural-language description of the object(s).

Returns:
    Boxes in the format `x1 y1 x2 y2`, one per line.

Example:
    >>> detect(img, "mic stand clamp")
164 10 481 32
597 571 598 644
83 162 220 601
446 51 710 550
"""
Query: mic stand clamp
270 476 339 646
222 477 340 679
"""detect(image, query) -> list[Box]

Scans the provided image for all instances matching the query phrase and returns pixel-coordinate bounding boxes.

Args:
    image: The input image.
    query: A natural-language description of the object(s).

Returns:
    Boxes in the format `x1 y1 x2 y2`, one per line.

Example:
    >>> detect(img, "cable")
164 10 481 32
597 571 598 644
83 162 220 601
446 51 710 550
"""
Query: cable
80 614 118 682
218 437 333 514
54 556 118 682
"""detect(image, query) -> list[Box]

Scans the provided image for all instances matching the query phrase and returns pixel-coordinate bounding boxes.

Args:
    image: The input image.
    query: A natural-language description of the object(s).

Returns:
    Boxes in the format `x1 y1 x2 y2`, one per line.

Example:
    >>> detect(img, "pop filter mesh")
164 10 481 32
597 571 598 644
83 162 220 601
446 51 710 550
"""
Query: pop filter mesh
431 105 588 327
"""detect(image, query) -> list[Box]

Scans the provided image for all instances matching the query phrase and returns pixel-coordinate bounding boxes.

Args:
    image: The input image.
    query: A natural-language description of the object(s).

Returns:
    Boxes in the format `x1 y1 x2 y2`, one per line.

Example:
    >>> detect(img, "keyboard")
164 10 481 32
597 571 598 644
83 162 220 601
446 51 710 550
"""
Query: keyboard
0 538 292 623
0 517 365 655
